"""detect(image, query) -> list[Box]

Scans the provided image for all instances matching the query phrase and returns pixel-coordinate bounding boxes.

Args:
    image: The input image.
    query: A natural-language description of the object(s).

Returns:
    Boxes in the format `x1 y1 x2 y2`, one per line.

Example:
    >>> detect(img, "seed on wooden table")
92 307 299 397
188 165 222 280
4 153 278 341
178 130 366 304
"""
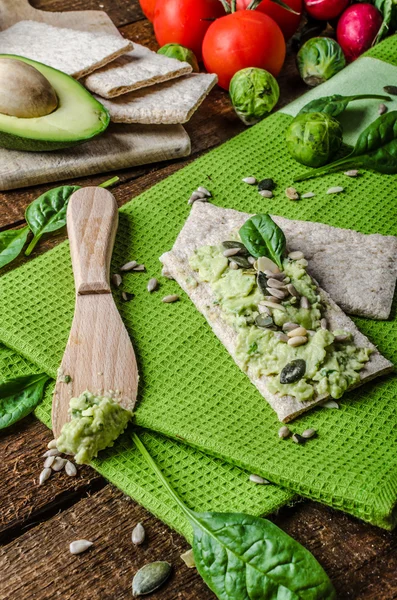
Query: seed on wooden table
327 186 344 194
39 468 52 485
52 457 67 472
249 474 270 485
229 261 239 270
69 540 93 555
266 287 287 299
44 456 55 469
334 333 350 342
287 283 300 298
274 332 289 343
320 318 328 330
288 335 307 347
267 277 286 289
259 189 273 198
379 103 388 115
132 561 172 597
257 257 279 273
300 297 311 309
287 326 307 338
288 251 304 260
278 425 291 439
262 300 286 311
65 461 77 477
120 261 138 272
111 273 122 287
242 176 257 185
302 428 317 439
344 170 359 177
282 322 299 332
223 247 240 257
147 278 159 292
292 433 306 445
43 449 60 457
321 399 339 409
180 548 196 568
285 187 300 200
302 192 315 199
47 439 58 449
132 522 146 545
197 186 211 197
162 294 180 303
121 291 134 302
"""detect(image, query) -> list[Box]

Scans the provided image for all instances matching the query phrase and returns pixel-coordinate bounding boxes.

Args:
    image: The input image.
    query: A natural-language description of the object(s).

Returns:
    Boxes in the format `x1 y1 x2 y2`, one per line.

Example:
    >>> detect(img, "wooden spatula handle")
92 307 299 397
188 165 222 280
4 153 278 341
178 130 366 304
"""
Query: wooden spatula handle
67 187 118 295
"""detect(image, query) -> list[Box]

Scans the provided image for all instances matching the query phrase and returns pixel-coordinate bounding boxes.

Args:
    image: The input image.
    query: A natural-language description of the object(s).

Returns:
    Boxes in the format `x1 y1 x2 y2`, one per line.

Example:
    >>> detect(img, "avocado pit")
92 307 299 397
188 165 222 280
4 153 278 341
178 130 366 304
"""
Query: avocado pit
0 57 58 118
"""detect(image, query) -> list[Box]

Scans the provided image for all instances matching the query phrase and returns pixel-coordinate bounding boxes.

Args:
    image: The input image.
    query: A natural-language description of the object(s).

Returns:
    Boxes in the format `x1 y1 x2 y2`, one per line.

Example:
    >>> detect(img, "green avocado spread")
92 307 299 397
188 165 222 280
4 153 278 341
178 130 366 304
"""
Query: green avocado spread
57 392 132 464
189 244 371 403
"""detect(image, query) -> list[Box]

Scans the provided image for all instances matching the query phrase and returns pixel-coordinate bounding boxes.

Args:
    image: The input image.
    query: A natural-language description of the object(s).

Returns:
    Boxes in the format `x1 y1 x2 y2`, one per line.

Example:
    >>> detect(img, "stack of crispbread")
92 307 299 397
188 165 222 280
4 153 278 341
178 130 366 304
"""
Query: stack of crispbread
0 20 217 125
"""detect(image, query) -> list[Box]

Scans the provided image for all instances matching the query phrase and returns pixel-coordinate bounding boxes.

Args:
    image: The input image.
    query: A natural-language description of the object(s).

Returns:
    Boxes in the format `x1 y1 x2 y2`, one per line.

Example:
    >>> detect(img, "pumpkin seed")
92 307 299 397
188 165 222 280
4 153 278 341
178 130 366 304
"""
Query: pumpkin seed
229 261 238 270
132 561 172 597
52 457 67 472
302 428 317 439
39 467 52 485
257 178 276 191
282 322 299 332
266 287 287 300
320 318 328 330
344 170 359 177
378 103 388 115
65 461 77 477
287 326 307 338
327 186 344 194
257 272 267 294
162 294 180 303
300 296 311 309
222 241 248 254
267 277 285 289
180 548 196 568
249 474 270 485
120 261 138 272
259 189 273 198
255 314 274 329
47 439 58 449
111 273 122 287
287 336 307 347
384 85 397 95
242 176 257 185
44 456 55 469
280 359 306 383
132 522 146 545
262 300 286 311
278 425 291 439
301 192 315 199
287 283 300 298
285 187 300 201
69 540 93 555
147 278 159 293
197 186 211 197
223 247 240 258
231 255 251 269
121 291 134 302
292 433 306 445
321 399 339 409
288 251 304 260
274 332 289 343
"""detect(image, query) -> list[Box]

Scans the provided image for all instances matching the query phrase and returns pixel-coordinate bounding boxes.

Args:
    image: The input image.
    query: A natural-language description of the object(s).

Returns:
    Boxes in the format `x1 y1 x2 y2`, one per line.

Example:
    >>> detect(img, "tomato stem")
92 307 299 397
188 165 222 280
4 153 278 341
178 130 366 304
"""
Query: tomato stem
218 0 231 12
231 0 237 11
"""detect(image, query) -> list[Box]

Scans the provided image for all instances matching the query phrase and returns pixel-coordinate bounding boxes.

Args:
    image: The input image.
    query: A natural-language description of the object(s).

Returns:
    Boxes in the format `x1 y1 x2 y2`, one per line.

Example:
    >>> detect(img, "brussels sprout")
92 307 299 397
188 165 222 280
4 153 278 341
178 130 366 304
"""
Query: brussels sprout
229 68 280 126
297 37 346 87
157 43 199 72
286 112 343 168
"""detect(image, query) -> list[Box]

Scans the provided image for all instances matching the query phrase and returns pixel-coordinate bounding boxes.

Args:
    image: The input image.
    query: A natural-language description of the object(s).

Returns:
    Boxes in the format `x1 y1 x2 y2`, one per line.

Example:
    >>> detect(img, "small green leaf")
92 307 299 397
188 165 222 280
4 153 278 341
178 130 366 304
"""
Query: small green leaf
247 0 299 14
0 373 49 429
0 226 30 269
239 214 286 268
299 94 391 117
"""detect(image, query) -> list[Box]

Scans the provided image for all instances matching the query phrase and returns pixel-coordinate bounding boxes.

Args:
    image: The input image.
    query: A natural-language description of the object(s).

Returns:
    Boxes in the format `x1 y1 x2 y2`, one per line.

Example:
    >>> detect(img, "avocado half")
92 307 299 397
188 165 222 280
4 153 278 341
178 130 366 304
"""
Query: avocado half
0 55 110 151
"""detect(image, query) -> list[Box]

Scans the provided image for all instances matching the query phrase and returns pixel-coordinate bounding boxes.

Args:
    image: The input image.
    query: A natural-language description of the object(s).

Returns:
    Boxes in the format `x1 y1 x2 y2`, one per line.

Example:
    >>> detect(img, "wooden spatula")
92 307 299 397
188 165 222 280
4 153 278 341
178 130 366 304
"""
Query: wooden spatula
52 187 138 438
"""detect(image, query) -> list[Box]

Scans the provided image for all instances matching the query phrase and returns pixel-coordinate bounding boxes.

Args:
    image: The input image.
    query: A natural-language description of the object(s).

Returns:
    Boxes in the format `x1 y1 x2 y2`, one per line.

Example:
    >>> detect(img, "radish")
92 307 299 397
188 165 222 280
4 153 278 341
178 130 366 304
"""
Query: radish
337 4 383 62
304 0 349 22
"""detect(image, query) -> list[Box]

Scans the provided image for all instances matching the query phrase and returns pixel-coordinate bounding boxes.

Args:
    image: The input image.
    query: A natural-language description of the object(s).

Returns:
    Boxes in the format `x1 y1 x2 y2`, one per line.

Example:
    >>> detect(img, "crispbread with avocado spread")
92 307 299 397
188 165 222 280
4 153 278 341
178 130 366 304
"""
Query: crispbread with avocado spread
160 203 393 422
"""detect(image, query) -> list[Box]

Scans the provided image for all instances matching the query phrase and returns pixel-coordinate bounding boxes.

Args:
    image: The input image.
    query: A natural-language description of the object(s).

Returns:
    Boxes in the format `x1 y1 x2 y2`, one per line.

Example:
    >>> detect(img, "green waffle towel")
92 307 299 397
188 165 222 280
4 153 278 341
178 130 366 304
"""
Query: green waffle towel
1 37 397 533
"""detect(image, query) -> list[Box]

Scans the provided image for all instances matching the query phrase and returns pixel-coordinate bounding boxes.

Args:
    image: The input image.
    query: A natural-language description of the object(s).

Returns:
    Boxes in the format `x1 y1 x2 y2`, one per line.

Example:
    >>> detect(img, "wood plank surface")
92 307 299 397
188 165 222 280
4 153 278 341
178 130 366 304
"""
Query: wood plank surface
1 2 397 600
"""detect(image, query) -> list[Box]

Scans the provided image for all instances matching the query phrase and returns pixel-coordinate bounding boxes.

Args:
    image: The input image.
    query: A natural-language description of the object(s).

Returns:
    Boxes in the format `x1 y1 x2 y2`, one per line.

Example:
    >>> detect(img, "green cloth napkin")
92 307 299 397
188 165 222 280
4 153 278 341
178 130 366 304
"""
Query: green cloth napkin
1 37 397 532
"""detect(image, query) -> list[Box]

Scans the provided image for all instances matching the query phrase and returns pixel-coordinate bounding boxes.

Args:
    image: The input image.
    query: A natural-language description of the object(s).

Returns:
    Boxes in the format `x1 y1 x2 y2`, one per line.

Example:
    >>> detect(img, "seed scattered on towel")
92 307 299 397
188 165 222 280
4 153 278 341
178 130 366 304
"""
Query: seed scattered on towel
327 186 344 194
197 186 211 197
292 433 306 445
70 540 93 555
344 170 359 177
132 264 146 272
39 468 52 485
378 103 388 115
121 291 134 302
111 273 122 287
249 474 270 485
120 261 138 272
242 176 257 185
301 428 317 439
278 426 291 439
147 278 159 292
162 294 180 303
301 192 315 199
321 399 339 409
285 187 300 200
259 189 273 198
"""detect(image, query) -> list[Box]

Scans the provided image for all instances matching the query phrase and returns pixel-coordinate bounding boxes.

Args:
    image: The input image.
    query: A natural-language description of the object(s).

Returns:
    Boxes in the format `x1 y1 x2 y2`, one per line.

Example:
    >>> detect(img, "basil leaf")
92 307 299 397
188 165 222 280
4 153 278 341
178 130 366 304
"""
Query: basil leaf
239 214 286 268
299 94 391 117
295 111 397 181
25 185 81 256
0 226 29 269
0 373 49 429
191 512 336 600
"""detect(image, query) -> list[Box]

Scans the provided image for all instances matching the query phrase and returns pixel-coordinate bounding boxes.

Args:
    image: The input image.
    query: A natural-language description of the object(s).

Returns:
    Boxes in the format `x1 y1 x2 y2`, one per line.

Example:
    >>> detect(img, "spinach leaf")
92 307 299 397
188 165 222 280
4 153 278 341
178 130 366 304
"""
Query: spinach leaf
295 110 397 181
239 214 286 268
132 433 336 600
0 226 29 269
374 0 397 42
0 373 50 429
298 94 391 117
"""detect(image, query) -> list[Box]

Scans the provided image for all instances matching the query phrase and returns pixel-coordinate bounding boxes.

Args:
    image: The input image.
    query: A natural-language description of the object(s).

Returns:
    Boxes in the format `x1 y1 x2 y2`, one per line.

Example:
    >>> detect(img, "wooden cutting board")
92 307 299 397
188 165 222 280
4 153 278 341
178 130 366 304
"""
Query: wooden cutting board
0 0 191 191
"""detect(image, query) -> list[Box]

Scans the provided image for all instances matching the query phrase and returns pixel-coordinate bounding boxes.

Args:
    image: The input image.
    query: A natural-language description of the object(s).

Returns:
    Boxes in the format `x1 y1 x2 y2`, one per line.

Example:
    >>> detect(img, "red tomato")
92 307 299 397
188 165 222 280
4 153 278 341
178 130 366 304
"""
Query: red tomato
235 0 302 40
153 0 226 61
139 0 156 22
202 10 286 90
304 0 350 21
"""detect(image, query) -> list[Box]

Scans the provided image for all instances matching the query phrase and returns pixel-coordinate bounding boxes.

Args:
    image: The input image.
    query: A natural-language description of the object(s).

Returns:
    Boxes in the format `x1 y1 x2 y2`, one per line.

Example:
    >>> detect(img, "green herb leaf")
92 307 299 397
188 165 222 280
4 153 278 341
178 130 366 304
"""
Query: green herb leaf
374 0 397 43
247 0 299 14
132 433 336 600
0 226 30 269
0 373 49 429
239 214 286 268
25 185 81 256
295 111 397 181
298 94 391 117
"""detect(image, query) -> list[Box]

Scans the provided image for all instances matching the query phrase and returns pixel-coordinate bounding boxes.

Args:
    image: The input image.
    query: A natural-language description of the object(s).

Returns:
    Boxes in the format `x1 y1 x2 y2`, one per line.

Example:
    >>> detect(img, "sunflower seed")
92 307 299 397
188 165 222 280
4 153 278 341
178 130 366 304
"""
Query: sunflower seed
264 270 284 279
282 322 299 332
132 264 145 272
266 287 287 299
307 329 316 336
197 186 211 197
288 251 304 260
162 294 180 303
248 256 256 265
111 273 122 287
287 335 307 347
242 176 257 185
188 192 202 204
121 291 134 302
287 326 307 338
285 187 300 200
292 433 306 445
258 178 276 191
132 561 172 597
379 103 388 115
147 278 159 292
223 247 240 257
258 304 271 315
47 439 58 449
256 257 279 273
249 474 270 485
302 192 315 199
69 540 93 555
39 468 52 485
300 258 309 267
327 186 344 194
278 425 291 439
267 278 286 289
255 314 274 328
283 276 290 283
65 461 77 476
320 318 328 330
274 332 289 343
44 456 56 469
262 301 286 311
259 189 273 198
43 449 60 457
300 296 311 309
344 169 359 177
264 295 281 303
384 85 397 95
120 261 138 272
132 522 146 545
180 548 196 568
52 457 67 472
229 261 239 270
287 283 300 298
334 333 351 342
302 428 317 439
321 399 339 409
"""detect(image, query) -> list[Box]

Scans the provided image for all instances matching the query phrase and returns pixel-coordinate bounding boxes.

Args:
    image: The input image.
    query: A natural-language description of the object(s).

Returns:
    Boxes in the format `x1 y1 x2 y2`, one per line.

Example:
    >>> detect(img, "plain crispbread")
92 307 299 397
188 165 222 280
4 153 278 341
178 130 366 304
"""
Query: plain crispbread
160 203 393 422
0 21 133 79
95 73 218 124
84 44 193 98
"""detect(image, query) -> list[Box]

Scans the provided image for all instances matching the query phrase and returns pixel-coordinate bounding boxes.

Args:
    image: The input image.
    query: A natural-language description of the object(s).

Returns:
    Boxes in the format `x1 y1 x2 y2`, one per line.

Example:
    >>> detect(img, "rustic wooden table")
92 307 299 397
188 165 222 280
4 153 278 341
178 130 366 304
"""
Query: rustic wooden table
1 2 397 599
